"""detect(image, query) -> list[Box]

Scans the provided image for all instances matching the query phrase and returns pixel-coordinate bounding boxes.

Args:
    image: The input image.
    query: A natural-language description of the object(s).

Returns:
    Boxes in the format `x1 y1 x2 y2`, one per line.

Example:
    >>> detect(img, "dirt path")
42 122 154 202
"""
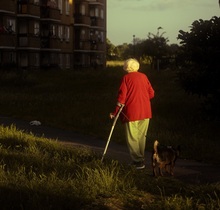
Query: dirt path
0 116 219 184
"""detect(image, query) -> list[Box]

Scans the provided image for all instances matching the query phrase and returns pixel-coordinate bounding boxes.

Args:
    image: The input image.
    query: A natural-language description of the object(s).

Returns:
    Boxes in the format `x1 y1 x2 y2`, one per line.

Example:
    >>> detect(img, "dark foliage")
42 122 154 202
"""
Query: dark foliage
177 16 220 119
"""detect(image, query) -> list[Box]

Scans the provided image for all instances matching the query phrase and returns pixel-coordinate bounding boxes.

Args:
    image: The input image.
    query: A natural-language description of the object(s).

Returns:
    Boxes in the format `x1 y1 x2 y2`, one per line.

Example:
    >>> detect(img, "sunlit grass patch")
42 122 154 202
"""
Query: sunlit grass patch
106 60 124 67
0 125 135 209
0 124 220 209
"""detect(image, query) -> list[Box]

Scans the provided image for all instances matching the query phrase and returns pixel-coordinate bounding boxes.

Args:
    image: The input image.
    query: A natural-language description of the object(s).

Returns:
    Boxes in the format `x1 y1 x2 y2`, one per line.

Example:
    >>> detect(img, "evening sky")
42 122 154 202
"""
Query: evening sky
107 0 220 45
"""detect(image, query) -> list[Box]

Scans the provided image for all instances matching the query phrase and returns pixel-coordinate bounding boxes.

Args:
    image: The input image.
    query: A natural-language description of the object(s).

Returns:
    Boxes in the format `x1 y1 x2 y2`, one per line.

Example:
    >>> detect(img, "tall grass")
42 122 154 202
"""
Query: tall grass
0 124 219 209
0 65 220 163
0 124 133 209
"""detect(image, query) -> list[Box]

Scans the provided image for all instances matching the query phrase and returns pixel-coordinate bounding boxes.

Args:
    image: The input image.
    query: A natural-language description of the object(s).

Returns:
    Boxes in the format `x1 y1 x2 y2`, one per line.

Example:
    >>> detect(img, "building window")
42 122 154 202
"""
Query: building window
90 8 94 17
59 54 63 69
10 52 16 64
34 22 40 36
90 30 94 40
6 18 16 33
65 0 70 15
95 8 99 17
47 0 57 8
100 9 104 19
80 4 85 15
79 41 83 49
65 26 69 41
35 53 39 67
50 25 56 37
81 29 85 40
30 53 39 67
66 54 70 68
18 21 27 34
58 0 63 14
100 31 104 42
58 25 63 41
50 53 56 65
34 0 39 4
20 52 28 67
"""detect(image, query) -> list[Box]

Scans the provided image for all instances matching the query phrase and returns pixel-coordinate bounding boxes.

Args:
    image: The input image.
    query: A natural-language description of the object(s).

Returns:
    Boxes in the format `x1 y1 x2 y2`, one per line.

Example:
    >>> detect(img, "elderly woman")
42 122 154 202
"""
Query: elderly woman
110 58 155 169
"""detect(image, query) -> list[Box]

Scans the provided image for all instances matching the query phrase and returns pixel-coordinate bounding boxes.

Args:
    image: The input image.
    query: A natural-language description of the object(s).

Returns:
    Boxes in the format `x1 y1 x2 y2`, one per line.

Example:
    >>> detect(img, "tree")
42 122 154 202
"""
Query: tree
177 16 220 118
141 27 169 70
106 38 116 60
115 43 132 60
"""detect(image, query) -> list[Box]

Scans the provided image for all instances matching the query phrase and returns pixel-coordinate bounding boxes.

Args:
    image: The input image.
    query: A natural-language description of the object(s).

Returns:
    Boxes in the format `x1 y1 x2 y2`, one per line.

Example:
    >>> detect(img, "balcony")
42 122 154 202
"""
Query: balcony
74 15 90 25
41 37 60 50
88 0 104 5
0 1 15 13
74 36 88 50
18 35 41 48
0 33 16 48
17 3 40 17
90 17 104 28
41 6 60 22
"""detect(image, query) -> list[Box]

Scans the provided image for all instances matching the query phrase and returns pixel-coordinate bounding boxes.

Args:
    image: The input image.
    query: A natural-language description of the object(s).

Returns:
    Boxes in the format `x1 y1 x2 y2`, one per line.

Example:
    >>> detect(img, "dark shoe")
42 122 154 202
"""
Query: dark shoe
133 161 145 170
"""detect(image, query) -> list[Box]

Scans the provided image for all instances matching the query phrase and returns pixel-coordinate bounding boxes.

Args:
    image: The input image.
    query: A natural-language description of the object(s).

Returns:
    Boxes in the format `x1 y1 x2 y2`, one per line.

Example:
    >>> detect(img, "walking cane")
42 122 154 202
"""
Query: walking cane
101 104 124 162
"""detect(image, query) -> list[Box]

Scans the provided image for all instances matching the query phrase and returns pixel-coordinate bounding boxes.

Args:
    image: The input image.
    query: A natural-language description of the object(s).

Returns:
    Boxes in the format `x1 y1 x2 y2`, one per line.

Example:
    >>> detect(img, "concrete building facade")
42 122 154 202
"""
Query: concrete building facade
0 0 106 70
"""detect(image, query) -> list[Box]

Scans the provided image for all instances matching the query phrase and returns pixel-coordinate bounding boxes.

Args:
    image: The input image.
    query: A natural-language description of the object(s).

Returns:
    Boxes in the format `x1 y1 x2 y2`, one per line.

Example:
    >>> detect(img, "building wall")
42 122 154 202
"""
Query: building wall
0 0 106 70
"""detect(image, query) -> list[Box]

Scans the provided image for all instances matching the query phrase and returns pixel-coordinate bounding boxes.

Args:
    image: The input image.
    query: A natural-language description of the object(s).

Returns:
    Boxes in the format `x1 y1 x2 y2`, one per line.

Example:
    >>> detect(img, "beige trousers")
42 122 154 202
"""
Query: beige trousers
124 119 150 163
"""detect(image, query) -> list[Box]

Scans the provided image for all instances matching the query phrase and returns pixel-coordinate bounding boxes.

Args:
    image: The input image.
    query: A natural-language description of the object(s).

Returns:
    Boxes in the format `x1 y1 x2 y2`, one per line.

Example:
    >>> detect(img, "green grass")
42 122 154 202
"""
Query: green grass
0 124 219 209
0 65 220 163
0 64 220 208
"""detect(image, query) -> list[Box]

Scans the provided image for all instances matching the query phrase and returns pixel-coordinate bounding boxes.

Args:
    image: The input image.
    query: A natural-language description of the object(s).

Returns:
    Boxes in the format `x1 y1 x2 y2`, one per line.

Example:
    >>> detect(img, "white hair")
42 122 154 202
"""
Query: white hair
123 58 140 72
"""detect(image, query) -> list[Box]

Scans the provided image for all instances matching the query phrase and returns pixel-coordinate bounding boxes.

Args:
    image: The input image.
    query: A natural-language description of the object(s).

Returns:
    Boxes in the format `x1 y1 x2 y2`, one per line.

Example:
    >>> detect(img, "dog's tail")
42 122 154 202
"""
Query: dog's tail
153 140 159 154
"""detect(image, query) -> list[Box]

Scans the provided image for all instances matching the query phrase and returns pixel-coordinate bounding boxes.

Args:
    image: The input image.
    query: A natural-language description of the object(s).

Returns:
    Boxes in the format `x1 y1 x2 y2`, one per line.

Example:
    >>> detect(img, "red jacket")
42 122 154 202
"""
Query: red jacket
113 72 154 122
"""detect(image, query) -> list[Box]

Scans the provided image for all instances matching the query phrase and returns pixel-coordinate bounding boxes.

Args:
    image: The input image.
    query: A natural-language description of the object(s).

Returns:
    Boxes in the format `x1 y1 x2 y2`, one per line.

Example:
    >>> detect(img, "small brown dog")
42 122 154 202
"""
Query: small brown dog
152 140 180 177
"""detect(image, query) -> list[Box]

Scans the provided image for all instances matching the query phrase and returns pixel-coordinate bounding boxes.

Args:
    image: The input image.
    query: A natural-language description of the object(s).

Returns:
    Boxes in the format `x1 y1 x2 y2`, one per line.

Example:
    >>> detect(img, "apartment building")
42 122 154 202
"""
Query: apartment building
74 0 106 68
0 0 106 70
0 1 17 69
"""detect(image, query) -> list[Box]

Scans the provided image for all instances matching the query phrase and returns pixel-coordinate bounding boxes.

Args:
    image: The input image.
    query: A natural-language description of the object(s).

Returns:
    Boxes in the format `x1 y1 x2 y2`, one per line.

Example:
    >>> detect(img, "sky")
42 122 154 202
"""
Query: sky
107 0 220 46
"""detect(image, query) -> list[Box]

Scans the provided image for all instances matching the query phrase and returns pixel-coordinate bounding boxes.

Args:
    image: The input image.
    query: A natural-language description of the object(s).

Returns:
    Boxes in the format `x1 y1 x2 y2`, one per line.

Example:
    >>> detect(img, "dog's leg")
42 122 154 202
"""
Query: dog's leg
159 166 164 176
152 162 157 177
153 167 157 177
152 153 158 177
170 162 174 176
165 163 171 174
